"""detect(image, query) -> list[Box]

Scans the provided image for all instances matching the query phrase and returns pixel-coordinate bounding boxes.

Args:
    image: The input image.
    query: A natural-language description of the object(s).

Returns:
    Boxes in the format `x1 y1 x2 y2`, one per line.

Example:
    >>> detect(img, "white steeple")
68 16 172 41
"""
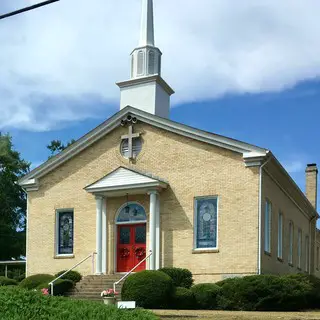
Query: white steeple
117 0 174 119
139 0 155 47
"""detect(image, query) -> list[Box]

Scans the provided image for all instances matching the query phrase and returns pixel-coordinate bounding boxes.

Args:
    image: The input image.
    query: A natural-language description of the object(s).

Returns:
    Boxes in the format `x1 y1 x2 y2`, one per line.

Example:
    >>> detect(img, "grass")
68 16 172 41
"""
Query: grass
154 310 320 320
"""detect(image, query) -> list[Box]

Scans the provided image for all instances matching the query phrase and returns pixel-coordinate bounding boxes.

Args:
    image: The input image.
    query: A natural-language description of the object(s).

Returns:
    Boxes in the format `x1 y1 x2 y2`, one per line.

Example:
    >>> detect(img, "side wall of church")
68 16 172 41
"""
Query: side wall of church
261 169 314 275
26 122 260 283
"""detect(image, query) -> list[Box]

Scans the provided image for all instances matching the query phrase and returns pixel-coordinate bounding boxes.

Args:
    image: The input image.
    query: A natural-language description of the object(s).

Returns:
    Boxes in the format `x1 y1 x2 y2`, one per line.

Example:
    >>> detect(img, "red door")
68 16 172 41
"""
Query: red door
117 224 146 272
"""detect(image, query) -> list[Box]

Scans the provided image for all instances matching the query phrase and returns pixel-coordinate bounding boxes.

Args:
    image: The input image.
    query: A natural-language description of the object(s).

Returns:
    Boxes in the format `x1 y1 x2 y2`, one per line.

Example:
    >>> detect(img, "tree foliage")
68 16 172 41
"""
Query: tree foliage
47 139 75 158
0 134 29 260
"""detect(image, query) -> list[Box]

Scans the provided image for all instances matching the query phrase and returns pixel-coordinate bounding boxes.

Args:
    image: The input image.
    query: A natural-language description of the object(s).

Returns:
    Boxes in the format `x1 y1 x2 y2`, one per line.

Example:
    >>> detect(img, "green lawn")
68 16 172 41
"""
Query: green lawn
154 310 320 320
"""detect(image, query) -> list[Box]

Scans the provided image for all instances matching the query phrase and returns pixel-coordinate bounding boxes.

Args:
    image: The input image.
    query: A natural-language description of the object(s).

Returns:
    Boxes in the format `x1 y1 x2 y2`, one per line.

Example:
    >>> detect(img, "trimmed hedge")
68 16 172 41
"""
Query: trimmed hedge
191 283 221 310
0 277 18 286
19 274 54 290
54 270 82 283
159 267 193 289
171 287 195 310
37 279 74 296
0 286 158 320
122 270 174 309
216 275 312 311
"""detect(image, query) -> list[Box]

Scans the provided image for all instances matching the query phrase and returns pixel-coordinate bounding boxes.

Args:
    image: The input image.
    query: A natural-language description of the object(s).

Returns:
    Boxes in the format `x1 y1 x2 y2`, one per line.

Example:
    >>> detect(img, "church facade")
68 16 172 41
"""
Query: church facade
20 0 320 283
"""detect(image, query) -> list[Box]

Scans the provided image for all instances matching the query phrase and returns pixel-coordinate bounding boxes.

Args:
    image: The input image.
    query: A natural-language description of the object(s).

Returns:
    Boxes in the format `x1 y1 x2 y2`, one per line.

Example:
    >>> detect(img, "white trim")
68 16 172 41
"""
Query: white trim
25 194 29 276
55 209 74 257
193 196 219 251
155 193 160 270
95 196 103 274
148 190 158 270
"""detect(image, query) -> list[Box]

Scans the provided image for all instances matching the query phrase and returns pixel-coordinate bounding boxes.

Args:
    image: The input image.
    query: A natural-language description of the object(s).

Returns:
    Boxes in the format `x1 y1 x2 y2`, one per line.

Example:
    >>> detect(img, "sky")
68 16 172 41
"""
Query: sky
0 0 320 209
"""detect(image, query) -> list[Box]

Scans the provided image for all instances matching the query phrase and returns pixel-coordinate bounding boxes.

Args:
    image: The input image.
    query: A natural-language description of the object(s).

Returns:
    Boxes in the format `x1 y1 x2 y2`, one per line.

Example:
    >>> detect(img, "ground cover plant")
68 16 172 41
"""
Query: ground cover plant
0 286 159 320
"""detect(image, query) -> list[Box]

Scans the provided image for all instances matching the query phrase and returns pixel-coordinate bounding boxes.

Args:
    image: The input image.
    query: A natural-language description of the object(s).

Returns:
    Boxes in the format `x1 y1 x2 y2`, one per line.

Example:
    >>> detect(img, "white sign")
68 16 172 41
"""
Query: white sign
117 301 136 309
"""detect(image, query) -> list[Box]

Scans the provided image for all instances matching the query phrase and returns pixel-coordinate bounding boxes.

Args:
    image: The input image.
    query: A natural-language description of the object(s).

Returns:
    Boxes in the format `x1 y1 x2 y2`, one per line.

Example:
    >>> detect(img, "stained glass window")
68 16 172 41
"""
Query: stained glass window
117 203 146 223
119 227 131 245
195 197 218 249
135 225 146 244
58 211 74 255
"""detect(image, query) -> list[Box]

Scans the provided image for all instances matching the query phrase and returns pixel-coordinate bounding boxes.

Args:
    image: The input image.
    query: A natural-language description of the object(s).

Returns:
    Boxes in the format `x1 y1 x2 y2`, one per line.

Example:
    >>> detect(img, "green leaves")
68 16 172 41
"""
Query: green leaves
0 134 29 260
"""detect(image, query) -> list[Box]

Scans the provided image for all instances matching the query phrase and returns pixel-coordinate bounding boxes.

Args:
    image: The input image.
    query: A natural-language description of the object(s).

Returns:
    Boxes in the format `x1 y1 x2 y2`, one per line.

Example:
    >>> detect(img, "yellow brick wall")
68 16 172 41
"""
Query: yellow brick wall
26 122 261 283
261 170 313 275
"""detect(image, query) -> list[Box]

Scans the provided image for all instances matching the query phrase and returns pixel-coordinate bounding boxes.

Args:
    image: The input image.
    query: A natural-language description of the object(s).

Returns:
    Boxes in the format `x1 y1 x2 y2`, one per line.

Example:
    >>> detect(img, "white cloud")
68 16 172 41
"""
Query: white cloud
1 0 320 131
283 160 305 174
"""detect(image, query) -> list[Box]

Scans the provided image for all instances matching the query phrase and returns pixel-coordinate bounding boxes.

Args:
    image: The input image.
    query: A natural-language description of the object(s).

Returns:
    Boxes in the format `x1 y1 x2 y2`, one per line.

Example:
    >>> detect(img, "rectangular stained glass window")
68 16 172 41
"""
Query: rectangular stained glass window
57 211 74 255
278 212 283 259
305 235 310 272
195 197 218 249
298 229 302 269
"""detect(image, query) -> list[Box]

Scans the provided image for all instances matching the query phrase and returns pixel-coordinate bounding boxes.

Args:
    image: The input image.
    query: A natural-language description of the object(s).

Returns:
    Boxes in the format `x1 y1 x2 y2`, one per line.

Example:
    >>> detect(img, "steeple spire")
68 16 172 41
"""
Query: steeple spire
117 0 175 119
139 0 155 47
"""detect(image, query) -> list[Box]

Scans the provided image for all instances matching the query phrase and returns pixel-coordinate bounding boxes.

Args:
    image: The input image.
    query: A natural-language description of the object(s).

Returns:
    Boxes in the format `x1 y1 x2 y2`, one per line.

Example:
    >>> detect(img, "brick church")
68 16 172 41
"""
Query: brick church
20 0 320 283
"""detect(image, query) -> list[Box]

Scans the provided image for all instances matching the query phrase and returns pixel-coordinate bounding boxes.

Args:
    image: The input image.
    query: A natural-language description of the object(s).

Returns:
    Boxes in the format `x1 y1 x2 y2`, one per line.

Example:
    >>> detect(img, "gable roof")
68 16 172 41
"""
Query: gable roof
19 106 268 187
85 166 168 193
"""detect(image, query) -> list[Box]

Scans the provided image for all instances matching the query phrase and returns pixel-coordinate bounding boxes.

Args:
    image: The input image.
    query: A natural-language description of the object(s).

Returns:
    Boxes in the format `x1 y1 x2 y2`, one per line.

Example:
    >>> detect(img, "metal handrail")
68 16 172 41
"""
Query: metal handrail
0 261 26 278
113 250 152 292
49 252 96 296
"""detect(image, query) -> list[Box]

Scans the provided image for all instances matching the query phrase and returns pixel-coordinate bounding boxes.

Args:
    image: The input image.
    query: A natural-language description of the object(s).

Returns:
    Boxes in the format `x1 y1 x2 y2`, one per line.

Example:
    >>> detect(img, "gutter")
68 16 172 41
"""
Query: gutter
258 156 271 275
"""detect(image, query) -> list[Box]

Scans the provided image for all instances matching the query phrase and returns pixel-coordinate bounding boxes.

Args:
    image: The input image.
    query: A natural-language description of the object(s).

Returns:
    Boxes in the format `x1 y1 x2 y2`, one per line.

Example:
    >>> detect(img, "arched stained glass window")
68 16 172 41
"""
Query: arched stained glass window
117 203 147 223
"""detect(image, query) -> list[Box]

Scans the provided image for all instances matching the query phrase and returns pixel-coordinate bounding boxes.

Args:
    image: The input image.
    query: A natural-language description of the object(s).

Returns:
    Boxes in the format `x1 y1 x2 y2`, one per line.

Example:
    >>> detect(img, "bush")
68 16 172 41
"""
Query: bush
19 274 54 290
159 267 193 289
54 270 82 283
122 270 174 309
216 275 312 311
37 279 74 296
0 277 18 286
191 283 221 310
0 286 158 320
171 287 195 310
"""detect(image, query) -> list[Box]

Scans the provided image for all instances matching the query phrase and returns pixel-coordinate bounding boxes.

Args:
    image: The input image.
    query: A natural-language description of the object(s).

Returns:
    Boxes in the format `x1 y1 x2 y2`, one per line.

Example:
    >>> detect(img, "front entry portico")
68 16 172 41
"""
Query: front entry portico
85 167 168 275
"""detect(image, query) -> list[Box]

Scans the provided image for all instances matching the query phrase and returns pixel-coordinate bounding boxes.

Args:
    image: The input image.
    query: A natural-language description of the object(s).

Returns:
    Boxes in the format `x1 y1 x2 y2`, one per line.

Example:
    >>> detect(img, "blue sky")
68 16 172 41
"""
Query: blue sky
1 0 320 210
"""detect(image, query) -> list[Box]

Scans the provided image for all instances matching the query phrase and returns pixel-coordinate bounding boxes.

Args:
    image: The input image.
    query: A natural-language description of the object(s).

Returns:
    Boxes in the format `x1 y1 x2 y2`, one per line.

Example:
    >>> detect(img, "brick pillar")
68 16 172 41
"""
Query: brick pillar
306 164 318 210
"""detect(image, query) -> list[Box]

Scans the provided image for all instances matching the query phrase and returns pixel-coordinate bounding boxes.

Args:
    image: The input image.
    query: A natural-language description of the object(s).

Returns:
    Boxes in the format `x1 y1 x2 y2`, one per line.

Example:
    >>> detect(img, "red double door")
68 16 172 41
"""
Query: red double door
117 224 147 272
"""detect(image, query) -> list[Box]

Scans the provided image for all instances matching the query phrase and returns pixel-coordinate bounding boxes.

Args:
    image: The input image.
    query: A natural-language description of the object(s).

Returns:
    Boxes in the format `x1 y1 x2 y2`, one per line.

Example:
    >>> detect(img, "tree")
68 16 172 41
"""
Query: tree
0 134 30 260
47 139 75 158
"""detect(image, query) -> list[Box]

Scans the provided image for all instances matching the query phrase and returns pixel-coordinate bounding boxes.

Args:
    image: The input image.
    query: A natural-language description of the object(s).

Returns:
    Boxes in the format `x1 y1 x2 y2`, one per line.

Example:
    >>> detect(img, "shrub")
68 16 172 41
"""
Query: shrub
37 279 74 296
171 287 196 310
159 267 193 289
19 274 54 290
0 277 18 286
191 283 221 310
0 286 158 320
122 270 174 309
216 275 312 311
54 270 82 283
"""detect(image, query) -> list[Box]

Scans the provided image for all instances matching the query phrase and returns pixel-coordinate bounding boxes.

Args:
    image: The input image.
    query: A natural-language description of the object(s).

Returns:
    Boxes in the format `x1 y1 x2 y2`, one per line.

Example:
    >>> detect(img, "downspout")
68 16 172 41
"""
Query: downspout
258 156 271 275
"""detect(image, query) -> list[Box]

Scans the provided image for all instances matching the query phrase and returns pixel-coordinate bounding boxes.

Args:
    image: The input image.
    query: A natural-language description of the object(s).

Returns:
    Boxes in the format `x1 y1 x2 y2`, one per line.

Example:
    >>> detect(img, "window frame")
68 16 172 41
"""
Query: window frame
55 209 74 257
264 199 272 254
277 211 283 260
193 196 219 251
288 221 294 265
298 228 302 269
305 235 310 273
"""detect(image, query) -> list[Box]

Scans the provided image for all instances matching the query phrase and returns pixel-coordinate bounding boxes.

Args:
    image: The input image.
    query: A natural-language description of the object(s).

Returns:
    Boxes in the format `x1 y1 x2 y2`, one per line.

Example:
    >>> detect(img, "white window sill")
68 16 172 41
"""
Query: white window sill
192 248 219 254
54 254 75 259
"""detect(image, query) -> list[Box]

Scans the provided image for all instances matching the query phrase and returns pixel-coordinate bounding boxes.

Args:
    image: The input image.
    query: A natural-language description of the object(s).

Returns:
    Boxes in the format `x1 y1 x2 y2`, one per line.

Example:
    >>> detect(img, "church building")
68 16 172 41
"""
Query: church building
20 0 320 283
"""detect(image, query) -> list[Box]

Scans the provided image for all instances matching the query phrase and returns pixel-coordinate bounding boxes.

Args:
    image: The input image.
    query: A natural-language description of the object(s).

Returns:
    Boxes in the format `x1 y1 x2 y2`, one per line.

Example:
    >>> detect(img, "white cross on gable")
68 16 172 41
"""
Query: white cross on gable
121 125 141 159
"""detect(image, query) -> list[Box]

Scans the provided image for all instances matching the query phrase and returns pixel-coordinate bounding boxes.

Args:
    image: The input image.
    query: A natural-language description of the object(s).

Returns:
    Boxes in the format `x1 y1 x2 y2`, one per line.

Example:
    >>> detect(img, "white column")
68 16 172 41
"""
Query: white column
155 194 160 270
148 191 157 270
95 196 103 274
102 198 107 274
